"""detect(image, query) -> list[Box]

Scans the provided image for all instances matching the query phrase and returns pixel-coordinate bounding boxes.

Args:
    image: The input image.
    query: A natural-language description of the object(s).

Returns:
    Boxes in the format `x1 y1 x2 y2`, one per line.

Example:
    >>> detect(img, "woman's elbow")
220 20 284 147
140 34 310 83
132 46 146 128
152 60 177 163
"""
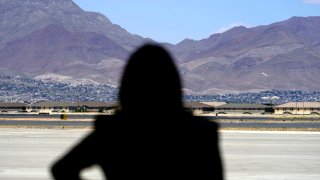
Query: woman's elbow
51 161 81 180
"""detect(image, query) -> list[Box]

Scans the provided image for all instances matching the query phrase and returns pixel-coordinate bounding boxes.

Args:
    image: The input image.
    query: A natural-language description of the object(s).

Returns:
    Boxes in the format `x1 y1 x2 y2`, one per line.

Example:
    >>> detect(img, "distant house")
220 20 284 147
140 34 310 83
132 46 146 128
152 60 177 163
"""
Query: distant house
215 103 270 115
274 102 320 115
0 102 27 112
27 101 76 113
76 102 118 112
183 102 214 115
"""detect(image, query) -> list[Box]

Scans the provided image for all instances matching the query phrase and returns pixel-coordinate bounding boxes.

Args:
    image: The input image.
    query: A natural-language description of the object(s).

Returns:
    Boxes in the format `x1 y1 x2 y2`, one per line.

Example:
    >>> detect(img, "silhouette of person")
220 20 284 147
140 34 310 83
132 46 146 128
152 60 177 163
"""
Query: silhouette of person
51 44 223 179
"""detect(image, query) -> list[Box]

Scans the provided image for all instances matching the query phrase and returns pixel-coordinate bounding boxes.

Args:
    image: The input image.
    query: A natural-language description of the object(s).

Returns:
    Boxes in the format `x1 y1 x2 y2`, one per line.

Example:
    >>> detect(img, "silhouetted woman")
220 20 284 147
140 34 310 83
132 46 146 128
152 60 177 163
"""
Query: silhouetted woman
51 44 223 179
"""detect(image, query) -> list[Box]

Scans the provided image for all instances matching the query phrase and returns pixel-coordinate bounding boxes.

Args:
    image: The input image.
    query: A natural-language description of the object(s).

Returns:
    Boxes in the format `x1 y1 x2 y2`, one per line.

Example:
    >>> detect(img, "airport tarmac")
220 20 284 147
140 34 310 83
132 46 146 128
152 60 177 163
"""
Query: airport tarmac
0 129 320 180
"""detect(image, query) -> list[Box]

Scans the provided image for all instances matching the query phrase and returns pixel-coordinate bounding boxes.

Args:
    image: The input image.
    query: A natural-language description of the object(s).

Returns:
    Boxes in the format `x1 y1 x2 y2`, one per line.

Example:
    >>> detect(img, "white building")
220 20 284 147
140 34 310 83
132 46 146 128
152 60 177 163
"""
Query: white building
274 102 320 115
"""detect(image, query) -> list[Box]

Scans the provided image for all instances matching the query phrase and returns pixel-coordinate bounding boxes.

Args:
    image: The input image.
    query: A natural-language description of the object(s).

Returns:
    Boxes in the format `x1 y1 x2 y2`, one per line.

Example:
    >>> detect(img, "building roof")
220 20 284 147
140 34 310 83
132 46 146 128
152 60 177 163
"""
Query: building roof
183 101 213 108
0 102 27 107
201 102 227 107
77 102 118 108
29 101 76 107
275 102 320 108
215 103 269 109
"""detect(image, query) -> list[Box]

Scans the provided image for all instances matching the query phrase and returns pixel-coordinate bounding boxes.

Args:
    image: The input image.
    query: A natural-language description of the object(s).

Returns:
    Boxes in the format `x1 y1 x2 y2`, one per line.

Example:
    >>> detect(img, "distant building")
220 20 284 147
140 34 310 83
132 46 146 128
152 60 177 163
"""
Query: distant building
27 101 118 114
183 102 214 115
0 102 27 113
27 102 76 113
274 102 320 115
201 102 227 107
215 103 270 115
76 102 118 112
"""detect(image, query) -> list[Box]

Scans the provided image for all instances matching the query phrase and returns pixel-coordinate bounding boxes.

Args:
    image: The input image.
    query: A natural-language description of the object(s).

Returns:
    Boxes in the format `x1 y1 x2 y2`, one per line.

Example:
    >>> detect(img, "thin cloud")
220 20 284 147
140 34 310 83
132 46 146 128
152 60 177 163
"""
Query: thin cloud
303 0 320 4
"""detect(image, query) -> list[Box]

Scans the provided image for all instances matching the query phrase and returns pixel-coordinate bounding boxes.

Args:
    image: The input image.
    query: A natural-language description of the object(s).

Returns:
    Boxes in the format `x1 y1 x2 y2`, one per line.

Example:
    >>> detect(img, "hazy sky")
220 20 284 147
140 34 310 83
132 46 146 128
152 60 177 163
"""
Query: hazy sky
73 0 320 44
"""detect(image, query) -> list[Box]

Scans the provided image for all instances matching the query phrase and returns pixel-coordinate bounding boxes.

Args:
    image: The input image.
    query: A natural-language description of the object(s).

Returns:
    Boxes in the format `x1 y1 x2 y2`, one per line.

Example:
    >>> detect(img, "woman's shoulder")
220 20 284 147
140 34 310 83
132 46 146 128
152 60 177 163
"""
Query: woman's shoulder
95 115 120 129
183 112 219 129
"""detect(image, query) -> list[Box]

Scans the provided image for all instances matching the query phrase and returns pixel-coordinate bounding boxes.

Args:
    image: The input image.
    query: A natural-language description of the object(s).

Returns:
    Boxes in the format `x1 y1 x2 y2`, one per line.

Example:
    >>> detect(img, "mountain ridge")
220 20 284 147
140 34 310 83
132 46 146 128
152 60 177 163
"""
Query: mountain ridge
0 0 147 49
0 0 320 94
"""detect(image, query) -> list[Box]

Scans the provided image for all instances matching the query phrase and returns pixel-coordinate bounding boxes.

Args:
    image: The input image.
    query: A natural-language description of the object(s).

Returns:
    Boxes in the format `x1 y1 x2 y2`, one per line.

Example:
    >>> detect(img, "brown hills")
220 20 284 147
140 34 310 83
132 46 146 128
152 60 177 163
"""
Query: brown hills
0 0 320 94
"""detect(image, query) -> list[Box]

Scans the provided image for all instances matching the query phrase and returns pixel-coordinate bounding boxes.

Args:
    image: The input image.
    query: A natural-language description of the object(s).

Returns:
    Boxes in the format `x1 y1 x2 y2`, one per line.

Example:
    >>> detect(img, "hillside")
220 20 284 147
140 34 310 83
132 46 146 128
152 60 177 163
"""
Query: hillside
0 0 320 94
171 16 320 93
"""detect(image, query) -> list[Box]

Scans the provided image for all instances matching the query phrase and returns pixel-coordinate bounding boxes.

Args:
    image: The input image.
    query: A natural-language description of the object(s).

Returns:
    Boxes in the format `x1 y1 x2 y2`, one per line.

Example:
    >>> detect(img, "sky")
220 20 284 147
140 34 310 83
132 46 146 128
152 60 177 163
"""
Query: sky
73 0 320 44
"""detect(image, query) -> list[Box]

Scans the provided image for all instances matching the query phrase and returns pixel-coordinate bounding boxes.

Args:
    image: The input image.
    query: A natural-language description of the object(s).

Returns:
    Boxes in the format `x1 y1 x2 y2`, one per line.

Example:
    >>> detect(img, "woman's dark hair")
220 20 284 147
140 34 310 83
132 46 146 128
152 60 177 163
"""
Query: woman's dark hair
119 44 182 112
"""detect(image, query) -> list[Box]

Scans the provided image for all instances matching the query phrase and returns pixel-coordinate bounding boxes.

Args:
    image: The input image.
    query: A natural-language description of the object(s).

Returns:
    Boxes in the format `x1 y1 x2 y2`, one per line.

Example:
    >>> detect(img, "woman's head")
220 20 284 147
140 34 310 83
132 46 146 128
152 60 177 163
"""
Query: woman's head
119 44 182 112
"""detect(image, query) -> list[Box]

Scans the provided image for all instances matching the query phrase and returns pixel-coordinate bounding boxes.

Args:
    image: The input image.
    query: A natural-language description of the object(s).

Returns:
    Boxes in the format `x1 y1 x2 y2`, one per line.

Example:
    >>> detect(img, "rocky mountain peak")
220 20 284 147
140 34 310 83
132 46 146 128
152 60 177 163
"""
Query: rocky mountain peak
0 0 80 13
0 0 320 93
0 0 145 49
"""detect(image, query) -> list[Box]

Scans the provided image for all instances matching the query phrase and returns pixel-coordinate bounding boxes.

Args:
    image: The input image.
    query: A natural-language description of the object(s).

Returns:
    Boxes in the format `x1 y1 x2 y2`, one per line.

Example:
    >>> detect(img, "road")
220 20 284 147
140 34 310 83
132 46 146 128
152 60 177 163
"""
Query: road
0 129 320 180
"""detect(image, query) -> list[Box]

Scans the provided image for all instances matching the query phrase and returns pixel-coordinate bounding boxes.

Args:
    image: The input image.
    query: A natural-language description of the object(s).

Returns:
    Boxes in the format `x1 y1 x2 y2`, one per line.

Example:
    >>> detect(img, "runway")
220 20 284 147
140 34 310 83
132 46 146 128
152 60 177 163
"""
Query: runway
0 129 320 180
220 131 320 180
1 120 320 130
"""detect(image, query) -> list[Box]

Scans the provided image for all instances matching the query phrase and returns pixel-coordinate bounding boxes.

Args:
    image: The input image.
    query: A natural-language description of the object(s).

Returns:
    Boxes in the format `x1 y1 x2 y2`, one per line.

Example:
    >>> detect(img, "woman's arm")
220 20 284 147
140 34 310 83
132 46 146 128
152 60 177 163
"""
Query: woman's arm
51 131 99 180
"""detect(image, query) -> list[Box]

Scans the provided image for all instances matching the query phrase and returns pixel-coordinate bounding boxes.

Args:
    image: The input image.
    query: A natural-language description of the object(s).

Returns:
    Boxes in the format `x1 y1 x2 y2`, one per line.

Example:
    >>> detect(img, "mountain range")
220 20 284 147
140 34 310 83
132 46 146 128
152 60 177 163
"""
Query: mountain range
1 0 320 94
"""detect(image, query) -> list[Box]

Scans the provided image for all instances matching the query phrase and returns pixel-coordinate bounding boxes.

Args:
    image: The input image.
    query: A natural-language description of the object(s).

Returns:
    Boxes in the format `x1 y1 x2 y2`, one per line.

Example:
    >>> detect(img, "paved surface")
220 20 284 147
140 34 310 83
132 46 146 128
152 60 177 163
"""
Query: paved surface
1 120 320 130
220 131 320 180
0 120 94 128
0 129 320 180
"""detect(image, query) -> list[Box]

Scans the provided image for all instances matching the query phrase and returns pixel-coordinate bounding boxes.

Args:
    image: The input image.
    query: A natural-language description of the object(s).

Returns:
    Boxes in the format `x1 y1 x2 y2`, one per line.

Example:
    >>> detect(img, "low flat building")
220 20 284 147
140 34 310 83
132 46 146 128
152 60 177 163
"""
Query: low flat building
201 102 227 107
0 102 27 113
27 102 76 113
215 103 270 115
274 102 320 115
26 101 118 114
76 102 118 112
184 102 214 115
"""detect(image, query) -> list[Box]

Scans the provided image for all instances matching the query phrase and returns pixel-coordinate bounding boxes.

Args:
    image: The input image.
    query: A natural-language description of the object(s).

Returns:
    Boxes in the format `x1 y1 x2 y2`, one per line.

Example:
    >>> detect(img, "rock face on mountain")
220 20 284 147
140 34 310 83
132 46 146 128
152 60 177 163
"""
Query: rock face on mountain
0 0 149 85
0 0 145 49
0 24 130 84
0 0 320 94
